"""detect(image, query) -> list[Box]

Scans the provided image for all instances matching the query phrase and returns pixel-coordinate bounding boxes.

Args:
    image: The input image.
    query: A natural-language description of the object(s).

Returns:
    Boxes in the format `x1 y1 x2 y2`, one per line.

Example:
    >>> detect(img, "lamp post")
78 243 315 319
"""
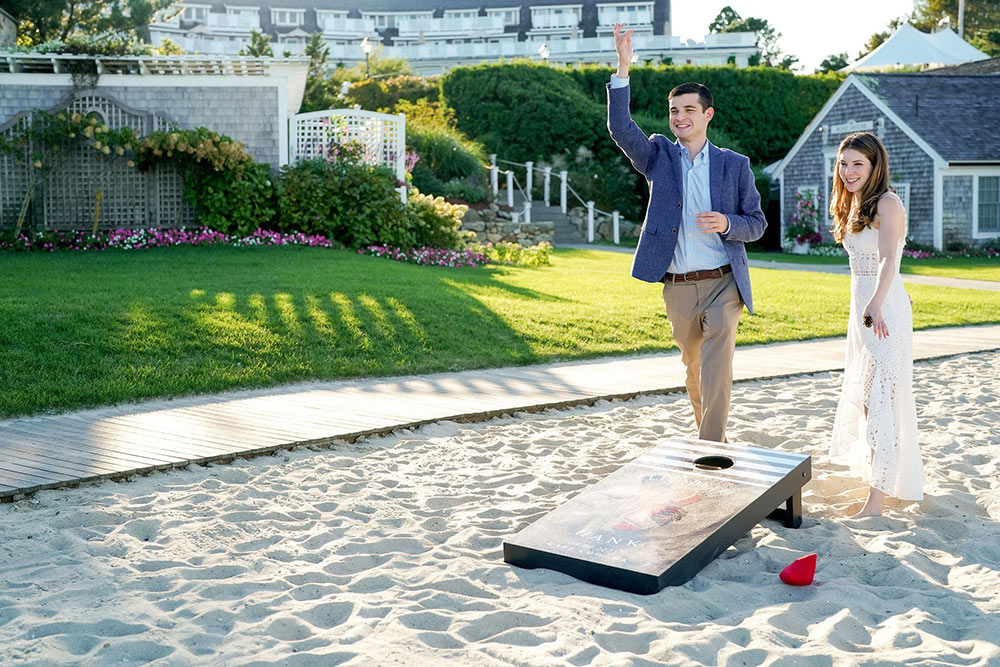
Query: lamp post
360 36 372 78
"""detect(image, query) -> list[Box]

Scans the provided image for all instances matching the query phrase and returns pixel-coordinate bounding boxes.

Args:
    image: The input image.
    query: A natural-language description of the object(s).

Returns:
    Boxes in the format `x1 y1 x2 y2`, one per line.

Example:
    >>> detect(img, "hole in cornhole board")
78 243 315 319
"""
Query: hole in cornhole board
693 455 734 470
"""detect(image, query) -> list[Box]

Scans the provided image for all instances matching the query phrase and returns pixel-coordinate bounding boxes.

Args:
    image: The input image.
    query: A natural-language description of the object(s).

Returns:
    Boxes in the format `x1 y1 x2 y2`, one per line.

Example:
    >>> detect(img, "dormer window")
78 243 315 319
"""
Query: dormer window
271 9 304 26
182 5 209 22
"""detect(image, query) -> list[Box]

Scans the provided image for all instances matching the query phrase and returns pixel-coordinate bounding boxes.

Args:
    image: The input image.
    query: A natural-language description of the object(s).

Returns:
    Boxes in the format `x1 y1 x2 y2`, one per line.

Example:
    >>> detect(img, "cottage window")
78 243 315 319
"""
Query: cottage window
979 176 1000 234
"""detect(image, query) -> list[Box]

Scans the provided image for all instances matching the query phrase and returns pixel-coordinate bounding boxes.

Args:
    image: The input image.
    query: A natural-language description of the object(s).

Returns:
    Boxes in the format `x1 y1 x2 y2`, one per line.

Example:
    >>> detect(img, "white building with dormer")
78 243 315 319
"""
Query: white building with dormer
149 0 757 74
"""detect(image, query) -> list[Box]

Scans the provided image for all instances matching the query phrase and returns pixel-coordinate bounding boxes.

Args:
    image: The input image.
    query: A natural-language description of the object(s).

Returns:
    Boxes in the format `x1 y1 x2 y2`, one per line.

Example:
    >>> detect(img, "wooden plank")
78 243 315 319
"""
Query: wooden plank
0 462 67 485
172 404 391 440
0 437 147 473
0 423 186 467
0 444 123 477
186 397 394 428
126 413 321 448
55 414 255 457
164 404 359 440
71 414 264 453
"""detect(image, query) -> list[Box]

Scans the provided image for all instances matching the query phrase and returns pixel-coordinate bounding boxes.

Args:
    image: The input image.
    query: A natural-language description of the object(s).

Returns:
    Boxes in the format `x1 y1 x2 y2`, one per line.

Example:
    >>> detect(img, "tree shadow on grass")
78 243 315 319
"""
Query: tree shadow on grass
0 246 572 416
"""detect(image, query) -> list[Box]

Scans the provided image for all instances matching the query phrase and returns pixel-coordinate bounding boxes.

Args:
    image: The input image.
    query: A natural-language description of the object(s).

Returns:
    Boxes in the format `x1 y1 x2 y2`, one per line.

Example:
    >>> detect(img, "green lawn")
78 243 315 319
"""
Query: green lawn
749 251 1000 282
3 245 1000 418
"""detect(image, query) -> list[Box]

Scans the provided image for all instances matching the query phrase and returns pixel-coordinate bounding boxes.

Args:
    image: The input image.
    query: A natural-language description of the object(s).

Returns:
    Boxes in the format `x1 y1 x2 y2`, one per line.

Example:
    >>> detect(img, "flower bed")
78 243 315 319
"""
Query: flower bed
359 245 488 267
0 227 343 252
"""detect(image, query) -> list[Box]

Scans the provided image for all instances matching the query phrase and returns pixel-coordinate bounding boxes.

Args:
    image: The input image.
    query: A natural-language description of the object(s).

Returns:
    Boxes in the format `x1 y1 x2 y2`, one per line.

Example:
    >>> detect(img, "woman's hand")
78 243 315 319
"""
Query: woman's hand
863 299 889 340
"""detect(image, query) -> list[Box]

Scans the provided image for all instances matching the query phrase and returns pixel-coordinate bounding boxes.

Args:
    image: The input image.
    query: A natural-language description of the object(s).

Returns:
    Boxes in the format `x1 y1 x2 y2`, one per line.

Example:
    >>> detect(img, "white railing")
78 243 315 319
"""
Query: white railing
597 10 654 29
290 109 407 202
491 154 623 244
397 16 506 38
206 13 259 30
318 17 375 35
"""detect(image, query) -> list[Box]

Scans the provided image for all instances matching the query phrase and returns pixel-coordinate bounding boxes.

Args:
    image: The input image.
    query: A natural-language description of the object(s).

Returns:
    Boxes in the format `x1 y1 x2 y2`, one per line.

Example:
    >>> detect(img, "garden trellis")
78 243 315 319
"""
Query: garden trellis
0 91 193 230
289 109 406 202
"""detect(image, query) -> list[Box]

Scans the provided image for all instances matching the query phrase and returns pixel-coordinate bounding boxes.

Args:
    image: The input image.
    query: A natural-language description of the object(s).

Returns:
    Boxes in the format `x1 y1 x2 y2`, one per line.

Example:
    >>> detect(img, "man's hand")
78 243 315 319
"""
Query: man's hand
613 23 634 77
695 212 729 234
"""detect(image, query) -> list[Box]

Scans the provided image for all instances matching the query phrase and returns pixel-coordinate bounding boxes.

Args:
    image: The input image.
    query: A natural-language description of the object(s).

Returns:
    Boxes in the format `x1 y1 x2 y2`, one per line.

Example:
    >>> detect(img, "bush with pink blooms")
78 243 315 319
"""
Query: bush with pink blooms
359 245 488 267
0 227 343 252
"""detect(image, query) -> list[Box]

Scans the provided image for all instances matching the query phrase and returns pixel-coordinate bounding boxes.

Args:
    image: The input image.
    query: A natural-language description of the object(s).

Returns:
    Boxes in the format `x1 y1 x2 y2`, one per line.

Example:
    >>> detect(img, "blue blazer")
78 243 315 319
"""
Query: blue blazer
607 83 767 313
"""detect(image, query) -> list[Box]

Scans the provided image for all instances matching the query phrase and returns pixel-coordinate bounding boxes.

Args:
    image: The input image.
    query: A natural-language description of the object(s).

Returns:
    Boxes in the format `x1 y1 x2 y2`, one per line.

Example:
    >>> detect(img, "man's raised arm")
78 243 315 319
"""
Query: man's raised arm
607 22 658 177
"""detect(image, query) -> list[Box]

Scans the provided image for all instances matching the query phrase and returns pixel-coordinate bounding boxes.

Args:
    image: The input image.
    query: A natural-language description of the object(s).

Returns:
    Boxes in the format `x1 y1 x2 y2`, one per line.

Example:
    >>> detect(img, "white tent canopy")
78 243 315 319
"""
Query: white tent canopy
843 23 988 72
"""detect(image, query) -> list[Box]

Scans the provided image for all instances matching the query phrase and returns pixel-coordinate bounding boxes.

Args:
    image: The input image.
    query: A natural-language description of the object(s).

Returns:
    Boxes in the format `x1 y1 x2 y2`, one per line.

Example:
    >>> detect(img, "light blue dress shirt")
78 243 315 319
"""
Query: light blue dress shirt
611 75 730 274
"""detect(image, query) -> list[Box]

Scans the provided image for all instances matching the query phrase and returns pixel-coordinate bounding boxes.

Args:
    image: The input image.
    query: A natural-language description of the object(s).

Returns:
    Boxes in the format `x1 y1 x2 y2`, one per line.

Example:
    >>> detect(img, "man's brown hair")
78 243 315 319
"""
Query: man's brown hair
668 82 714 111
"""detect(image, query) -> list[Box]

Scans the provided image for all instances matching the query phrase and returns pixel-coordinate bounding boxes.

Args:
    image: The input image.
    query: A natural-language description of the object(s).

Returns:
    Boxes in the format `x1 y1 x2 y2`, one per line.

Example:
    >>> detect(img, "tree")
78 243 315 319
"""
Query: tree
239 29 273 57
817 52 849 73
155 37 185 55
708 6 742 34
859 2 1000 60
708 6 798 69
911 0 1000 57
301 32 333 112
6 0 178 45
329 44 413 84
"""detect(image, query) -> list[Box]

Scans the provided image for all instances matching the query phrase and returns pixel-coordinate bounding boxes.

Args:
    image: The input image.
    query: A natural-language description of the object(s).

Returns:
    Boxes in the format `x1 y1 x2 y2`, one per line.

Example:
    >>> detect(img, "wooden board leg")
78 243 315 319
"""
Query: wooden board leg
768 490 803 529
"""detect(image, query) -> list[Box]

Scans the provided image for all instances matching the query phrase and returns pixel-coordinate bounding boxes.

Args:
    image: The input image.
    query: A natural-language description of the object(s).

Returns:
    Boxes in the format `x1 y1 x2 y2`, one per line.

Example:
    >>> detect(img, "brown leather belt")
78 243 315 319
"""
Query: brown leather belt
663 264 732 284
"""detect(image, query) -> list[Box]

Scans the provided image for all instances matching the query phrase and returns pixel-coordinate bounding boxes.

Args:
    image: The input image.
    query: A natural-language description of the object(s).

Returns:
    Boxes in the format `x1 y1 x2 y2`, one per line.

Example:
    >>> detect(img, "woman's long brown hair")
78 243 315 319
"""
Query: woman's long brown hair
829 131 890 242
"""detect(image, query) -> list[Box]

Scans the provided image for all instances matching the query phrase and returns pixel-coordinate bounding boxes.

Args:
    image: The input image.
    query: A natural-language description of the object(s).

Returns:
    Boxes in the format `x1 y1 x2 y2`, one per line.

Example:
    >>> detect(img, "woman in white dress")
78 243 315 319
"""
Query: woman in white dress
828 132 924 519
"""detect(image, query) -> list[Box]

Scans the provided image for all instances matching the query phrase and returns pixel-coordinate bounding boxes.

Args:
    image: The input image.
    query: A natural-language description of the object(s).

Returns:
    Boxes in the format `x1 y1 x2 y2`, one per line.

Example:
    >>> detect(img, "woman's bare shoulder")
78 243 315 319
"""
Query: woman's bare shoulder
873 191 905 230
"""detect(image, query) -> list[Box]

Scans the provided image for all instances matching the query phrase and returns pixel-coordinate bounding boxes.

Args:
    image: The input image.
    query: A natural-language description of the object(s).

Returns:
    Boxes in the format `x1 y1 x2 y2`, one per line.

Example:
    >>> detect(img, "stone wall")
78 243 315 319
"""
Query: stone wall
461 205 553 246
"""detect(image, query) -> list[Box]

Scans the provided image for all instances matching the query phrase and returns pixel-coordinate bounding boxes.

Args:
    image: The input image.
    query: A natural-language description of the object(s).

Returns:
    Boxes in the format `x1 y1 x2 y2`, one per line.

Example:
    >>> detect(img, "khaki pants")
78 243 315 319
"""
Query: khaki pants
662 272 743 442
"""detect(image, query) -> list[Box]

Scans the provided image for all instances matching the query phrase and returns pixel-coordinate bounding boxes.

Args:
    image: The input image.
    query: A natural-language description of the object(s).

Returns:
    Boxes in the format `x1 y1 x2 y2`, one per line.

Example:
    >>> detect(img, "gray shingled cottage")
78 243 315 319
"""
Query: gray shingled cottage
772 72 1000 250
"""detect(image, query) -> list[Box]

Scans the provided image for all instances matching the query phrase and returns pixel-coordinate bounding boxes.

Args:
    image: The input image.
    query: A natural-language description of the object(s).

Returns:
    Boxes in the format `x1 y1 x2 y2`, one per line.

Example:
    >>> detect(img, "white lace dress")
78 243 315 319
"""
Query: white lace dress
829 224 924 500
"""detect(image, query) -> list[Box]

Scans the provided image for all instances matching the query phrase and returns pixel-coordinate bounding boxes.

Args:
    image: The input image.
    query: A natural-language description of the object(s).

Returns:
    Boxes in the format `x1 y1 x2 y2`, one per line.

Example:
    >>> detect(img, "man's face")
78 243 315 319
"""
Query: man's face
669 93 713 142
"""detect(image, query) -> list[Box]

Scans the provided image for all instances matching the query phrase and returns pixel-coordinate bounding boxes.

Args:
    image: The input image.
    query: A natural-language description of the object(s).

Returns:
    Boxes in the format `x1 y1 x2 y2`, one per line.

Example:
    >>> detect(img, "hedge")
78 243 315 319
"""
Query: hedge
565 64 843 164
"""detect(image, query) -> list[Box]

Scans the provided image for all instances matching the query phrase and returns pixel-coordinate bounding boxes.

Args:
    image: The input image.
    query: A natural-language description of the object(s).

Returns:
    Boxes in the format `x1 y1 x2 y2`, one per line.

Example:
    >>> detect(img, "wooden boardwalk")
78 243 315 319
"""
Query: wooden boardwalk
2 323 999 501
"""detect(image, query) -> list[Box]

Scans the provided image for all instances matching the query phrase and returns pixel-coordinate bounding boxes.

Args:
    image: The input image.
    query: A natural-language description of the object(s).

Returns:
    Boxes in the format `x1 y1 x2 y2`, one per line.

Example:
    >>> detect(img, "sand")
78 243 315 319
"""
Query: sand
1 351 998 666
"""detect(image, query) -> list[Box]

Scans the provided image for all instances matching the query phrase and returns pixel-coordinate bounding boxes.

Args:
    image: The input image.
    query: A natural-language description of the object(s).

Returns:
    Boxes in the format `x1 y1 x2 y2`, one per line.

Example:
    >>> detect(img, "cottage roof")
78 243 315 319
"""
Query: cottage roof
855 73 1000 162
924 57 1000 75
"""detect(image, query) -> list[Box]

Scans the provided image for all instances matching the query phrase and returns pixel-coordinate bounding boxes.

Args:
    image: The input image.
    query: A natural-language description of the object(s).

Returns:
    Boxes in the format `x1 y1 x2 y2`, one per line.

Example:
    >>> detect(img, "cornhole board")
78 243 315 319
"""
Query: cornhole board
503 437 811 595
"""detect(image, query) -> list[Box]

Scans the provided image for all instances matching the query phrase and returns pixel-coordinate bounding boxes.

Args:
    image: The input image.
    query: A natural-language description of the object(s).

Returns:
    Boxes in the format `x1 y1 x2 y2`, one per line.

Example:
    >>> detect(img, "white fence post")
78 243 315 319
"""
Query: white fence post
543 166 551 206
560 170 568 214
612 210 620 245
506 170 514 209
524 201 532 224
587 201 595 242
397 111 407 204
525 161 533 202
490 154 498 199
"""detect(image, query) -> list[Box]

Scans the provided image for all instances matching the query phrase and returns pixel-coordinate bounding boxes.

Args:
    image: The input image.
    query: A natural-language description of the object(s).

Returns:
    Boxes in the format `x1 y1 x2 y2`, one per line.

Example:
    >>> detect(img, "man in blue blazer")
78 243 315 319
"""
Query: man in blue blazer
608 23 767 443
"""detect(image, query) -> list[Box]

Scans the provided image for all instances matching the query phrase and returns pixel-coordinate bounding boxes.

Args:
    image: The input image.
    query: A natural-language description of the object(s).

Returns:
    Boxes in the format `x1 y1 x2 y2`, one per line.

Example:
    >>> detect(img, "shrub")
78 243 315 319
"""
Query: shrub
468 241 553 266
405 189 470 249
565 63 843 164
441 62 756 219
277 157 412 249
135 128 276 235
347 75 441 110
193 162 277 237
396 99 488 202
